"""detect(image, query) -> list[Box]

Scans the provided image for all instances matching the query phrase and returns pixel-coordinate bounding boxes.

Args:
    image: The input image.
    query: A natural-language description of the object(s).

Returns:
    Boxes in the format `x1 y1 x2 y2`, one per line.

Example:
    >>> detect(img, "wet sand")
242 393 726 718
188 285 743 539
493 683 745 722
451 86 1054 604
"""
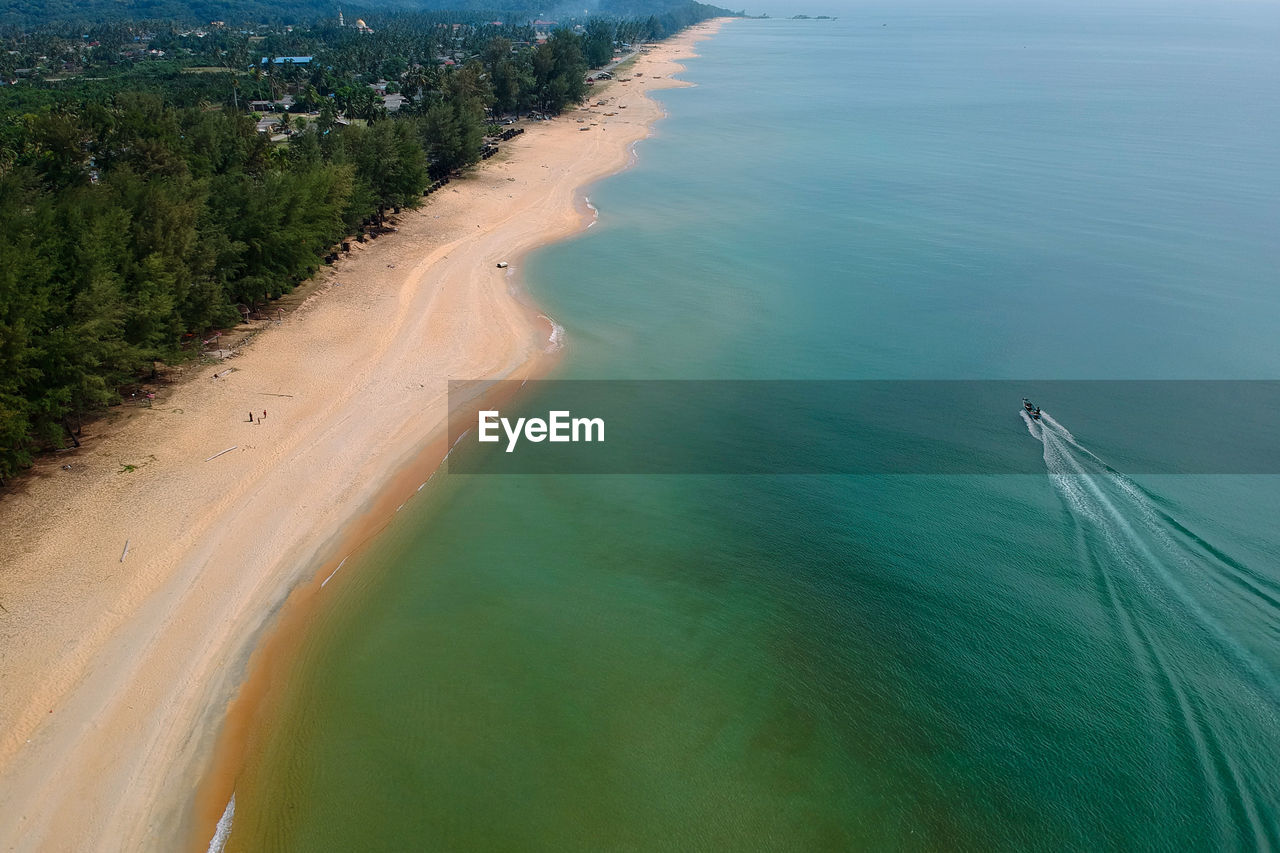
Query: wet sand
0 20 729 852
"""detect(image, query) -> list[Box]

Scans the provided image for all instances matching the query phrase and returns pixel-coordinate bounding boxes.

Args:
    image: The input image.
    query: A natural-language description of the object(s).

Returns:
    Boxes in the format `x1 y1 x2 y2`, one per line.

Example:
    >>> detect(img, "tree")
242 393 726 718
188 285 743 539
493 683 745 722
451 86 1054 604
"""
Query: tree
532 30 588 114
0 5 734 476
583 20 615 68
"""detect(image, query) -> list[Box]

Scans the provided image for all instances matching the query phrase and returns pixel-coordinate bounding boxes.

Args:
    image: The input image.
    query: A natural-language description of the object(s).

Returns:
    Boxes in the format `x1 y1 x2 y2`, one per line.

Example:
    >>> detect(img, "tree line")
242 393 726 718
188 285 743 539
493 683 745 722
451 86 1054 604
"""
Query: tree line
1 0 736 30
0 6 731 478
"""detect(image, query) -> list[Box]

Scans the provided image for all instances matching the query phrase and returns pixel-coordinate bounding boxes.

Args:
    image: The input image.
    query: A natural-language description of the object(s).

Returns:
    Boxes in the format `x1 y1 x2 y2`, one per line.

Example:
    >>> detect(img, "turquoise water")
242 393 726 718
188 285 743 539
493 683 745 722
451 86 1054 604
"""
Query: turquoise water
227 6 1280 849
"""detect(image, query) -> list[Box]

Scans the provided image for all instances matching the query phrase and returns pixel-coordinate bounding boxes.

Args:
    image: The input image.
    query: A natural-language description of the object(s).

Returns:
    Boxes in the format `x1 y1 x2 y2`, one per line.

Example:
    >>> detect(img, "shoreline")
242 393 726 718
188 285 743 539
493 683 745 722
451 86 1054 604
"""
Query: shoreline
186 353 562 852
0 19 730 852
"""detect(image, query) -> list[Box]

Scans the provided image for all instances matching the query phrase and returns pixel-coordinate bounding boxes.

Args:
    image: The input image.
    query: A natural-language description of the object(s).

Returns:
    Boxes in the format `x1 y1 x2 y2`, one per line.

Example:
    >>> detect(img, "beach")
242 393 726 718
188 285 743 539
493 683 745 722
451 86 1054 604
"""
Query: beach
0 19 728 851
207 10 1280 849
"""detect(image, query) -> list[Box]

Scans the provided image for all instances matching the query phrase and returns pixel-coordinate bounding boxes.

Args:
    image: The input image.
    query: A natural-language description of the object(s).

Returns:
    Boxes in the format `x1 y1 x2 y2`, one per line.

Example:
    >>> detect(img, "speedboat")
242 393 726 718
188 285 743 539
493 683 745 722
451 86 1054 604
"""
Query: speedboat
1022 398 1041 420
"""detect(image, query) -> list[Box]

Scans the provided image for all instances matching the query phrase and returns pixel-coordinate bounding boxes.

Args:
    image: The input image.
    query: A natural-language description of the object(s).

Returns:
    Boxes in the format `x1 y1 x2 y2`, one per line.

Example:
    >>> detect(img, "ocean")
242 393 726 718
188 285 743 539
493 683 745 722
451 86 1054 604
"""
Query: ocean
223 4 1280 849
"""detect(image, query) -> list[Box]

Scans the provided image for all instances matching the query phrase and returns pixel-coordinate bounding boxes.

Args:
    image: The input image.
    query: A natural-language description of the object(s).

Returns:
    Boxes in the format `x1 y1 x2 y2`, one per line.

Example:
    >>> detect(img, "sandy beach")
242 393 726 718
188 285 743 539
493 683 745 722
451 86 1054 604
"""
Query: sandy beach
0 19 728 852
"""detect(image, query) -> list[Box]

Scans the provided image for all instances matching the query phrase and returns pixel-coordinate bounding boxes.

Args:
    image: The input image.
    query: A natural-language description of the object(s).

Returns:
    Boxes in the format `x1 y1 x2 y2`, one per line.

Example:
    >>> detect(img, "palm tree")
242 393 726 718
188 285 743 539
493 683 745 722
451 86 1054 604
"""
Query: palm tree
250 63 264 102
403 64 429 101
265 54 278 100
318 100 337 132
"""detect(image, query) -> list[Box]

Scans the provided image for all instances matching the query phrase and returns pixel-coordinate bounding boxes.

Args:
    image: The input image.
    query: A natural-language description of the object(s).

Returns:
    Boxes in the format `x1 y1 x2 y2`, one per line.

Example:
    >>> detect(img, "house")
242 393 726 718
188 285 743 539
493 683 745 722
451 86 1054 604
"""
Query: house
261 56 312 65
248 95 295 112
383 93 407 112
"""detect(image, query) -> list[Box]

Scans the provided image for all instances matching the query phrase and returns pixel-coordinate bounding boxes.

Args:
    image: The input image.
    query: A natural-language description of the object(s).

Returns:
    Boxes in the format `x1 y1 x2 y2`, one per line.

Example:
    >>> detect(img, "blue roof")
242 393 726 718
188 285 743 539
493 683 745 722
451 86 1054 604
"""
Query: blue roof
262 56 312 64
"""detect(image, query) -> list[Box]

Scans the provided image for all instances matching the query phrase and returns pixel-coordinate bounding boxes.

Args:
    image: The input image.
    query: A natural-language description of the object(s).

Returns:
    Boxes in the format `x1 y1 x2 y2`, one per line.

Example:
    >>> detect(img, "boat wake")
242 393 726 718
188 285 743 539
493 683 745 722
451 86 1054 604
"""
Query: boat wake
1022 409 1280 848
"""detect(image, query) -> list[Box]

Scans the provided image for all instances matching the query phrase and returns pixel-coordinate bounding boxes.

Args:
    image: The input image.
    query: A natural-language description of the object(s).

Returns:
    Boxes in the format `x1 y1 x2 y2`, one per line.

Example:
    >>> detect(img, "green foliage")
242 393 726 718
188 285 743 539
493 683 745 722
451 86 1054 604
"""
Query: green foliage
583 19 616 68
0 93 380 476
0 4 734 477
0 0 737 27
530 29 588 114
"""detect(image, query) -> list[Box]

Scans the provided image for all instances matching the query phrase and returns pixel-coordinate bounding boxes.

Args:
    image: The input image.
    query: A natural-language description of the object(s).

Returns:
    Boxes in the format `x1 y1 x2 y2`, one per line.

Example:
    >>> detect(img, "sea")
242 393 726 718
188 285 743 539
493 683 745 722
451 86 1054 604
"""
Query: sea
220 3 1280 849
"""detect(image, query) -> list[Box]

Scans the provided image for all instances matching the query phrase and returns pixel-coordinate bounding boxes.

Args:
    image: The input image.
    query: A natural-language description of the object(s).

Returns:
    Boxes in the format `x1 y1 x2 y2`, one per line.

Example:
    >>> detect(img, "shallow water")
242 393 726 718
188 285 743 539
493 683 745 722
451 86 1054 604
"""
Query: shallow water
225 5 1280 849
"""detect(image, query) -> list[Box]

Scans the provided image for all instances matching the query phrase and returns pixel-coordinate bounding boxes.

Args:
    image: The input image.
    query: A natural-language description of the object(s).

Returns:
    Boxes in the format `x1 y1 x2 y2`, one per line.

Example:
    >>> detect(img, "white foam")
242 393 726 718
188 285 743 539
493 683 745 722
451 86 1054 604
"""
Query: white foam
541 315 566 351
1030 407 1280 703
321 557 347 588
1039 411 1077 444
1019 409 1043 440
206 793 235 853
442 428 471 462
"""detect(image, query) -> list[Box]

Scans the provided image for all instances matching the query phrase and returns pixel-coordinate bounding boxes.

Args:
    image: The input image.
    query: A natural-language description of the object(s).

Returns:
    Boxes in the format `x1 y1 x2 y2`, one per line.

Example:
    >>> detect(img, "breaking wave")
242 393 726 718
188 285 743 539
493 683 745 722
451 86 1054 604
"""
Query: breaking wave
542 315 566 351
206 793 235 853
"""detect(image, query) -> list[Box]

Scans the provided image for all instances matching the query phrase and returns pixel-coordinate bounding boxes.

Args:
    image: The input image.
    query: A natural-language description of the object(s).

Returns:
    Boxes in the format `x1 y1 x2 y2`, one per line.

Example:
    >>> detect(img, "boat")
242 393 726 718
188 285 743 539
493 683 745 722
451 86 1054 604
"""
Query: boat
1022 398 1041 420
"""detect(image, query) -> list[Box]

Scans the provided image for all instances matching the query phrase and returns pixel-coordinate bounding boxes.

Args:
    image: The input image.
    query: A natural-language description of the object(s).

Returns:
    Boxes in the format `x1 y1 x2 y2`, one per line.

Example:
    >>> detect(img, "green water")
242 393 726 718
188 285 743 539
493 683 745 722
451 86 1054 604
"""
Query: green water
226 5 1280 849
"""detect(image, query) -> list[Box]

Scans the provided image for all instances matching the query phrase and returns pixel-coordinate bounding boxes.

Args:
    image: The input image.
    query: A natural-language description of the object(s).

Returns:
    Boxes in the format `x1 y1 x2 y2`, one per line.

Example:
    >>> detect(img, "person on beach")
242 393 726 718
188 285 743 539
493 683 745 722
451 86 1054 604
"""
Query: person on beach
248 412 254 423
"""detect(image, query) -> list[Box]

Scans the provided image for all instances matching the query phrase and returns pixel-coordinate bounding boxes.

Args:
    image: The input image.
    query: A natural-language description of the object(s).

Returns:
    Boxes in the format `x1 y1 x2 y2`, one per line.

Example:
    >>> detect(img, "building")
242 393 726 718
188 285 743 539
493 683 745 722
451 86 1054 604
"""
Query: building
248 95 295 111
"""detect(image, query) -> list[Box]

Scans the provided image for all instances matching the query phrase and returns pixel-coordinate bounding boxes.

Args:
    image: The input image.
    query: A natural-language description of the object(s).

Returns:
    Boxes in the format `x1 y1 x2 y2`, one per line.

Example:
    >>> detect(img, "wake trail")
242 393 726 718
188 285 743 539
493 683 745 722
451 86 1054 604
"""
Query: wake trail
1023 406 1280 847
1031 409 1278 699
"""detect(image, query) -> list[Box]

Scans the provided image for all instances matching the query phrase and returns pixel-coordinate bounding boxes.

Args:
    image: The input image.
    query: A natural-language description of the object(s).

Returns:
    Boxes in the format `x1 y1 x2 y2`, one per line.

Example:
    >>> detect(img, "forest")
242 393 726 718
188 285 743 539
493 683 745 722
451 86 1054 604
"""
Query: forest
0 0 725 27
0 3 732 478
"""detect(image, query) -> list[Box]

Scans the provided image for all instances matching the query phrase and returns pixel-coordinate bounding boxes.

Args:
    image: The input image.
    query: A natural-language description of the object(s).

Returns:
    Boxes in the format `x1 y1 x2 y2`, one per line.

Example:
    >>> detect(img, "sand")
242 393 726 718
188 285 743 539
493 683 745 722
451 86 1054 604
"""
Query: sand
0 20 730 852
